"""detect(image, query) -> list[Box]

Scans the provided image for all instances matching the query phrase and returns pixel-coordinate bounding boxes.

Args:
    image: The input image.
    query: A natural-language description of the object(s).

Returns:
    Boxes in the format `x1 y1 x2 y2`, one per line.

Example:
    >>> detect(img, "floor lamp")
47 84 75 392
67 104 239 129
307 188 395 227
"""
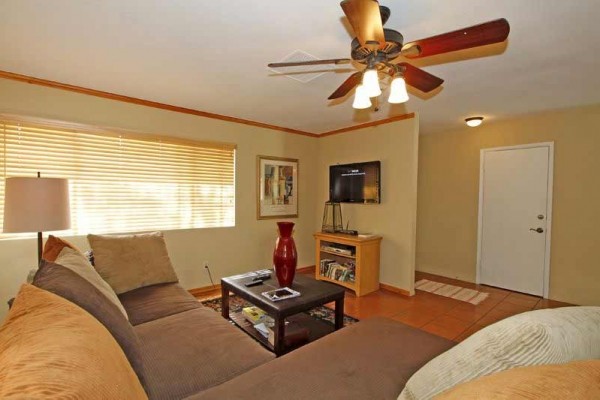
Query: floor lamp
3 173 71 264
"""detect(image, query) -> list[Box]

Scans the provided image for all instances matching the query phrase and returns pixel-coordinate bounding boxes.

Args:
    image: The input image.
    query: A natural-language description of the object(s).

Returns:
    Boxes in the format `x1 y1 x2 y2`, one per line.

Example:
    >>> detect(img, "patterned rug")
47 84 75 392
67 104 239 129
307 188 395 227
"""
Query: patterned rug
416 279 489 305
201 295 359 327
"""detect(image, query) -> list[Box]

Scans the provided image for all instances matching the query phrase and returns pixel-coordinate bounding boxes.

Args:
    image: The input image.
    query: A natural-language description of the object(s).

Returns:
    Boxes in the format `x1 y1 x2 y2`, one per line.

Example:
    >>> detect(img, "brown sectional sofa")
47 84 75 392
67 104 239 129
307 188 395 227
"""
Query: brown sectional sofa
118 281 454 399
118 282 276 399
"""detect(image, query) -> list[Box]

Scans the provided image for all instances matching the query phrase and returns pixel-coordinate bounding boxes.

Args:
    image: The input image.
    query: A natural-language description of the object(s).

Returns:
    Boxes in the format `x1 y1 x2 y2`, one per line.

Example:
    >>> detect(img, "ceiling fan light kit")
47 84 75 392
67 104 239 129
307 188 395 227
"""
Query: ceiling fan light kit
465 117 484 127
352 84 372 109
362 68 382 97
268 0 510 112
388 75 409 104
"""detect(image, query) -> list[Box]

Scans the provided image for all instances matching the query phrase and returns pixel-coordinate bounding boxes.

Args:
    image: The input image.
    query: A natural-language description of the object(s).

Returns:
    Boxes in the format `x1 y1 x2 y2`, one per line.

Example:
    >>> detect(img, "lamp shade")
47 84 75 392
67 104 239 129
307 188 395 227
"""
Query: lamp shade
352 85 372 109
3 177 71 233
362 69 382 97
388 76 409 104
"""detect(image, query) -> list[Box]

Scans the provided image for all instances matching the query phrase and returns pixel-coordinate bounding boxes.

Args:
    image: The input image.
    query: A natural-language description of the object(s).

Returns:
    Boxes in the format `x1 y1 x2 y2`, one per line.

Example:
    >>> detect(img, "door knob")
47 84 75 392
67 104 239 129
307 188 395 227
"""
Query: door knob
529 227 544 233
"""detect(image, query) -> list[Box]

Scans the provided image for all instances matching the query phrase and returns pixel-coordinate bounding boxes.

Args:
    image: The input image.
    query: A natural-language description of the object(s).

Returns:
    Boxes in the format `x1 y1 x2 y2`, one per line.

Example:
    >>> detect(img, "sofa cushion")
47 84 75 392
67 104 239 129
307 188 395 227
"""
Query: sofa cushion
135 307 274 400
435 360 600 399
42 234 81 261
32 260 148 391
88 231 179 294
186 317 455 400
0 284 147 399
55 245 128 318
118 282 203 325
399 306 600 400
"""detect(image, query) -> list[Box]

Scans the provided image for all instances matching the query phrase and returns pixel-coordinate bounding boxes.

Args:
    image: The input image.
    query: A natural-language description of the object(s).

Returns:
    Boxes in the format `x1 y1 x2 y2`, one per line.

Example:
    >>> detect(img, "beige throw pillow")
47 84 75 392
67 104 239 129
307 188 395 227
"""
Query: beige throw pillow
435 360 600 399
398 306 600 400
0 284 147 399
88 231 178 294
55 246 128 319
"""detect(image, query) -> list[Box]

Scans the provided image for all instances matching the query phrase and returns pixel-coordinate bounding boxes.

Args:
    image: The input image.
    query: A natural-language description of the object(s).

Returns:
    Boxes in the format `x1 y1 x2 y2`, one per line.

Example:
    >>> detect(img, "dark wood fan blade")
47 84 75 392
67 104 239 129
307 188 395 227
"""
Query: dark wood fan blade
398 63 444 93
268 59 351 68
401 18 510 59
340 0 386 49
328 72 362 100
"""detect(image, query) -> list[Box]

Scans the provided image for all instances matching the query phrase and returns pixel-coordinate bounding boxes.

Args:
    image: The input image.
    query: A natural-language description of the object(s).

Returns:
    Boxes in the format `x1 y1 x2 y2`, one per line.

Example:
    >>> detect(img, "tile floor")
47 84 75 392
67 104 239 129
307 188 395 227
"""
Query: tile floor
335 271 572 342
196 270 573 343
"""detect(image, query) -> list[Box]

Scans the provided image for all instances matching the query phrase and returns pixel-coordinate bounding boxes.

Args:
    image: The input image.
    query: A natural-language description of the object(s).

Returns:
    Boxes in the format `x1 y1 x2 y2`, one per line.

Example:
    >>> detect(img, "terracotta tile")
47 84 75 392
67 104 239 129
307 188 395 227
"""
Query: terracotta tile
494 300 534 314
389 308 440 328
503 292 541 308
534 298 573 309
445 304 491 323
421 316 473 341
476 307 529 327
454 323 487 342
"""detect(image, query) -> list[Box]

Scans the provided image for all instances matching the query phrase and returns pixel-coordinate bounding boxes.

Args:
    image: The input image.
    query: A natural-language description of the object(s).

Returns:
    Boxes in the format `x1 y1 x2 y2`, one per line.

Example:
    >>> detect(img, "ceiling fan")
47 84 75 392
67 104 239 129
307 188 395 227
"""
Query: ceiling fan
268 0 510 109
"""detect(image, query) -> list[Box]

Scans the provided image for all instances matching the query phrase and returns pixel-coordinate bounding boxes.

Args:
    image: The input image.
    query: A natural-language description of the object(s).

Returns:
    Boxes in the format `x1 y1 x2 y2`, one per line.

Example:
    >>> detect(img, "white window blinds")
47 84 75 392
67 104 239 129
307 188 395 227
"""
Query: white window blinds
0 117 236 236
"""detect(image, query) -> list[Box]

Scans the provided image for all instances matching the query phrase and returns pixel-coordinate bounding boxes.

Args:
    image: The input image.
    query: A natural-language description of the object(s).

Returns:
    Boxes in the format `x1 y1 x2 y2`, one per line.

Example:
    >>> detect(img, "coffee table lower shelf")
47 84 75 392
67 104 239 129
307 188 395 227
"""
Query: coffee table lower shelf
229 311 335 355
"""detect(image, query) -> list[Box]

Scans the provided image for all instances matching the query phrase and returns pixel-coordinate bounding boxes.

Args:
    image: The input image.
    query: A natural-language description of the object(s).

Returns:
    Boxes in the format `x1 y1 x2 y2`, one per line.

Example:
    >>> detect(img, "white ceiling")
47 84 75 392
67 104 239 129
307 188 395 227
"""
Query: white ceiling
1 0 599 134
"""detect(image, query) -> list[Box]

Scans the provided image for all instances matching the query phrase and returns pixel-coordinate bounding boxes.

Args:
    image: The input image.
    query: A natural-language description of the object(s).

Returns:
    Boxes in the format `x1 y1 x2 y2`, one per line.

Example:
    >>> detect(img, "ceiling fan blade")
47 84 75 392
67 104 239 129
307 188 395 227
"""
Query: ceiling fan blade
340 0 386 49
398 63 444 93
401 18 510 59
328 72 363 100
268 59 352 68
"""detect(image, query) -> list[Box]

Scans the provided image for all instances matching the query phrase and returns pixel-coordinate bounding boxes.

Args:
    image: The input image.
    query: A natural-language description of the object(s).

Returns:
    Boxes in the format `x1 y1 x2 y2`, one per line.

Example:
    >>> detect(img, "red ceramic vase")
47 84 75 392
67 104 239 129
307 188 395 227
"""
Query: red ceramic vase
273 221 297 287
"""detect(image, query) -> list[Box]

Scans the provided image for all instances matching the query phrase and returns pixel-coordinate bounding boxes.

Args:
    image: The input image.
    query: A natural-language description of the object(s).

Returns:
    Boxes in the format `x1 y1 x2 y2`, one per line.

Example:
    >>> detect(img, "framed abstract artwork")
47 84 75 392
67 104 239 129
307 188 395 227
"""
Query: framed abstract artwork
257 156 298 219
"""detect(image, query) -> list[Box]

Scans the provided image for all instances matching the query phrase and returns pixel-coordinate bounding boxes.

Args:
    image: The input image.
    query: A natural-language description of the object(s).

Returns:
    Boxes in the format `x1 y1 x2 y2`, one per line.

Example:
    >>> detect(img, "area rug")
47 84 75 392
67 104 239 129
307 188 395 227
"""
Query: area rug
415 279 489 305
201 295 358 326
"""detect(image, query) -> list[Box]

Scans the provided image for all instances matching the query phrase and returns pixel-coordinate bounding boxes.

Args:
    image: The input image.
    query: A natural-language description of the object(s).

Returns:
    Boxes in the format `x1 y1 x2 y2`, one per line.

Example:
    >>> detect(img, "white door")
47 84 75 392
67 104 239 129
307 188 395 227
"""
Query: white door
478 144 553 296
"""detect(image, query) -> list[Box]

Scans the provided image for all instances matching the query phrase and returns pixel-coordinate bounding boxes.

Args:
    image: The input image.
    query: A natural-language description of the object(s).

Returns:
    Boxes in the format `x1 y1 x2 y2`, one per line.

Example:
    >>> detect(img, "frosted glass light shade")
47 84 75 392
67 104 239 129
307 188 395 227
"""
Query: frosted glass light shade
3 177 71 233
352 85 372 109
465 117 484 127
388 76 409 104
362 69 381 97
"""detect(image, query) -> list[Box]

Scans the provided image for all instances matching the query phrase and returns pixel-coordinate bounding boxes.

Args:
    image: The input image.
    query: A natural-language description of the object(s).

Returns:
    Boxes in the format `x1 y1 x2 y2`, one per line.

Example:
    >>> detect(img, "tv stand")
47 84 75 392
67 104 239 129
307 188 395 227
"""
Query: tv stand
313 232 382 296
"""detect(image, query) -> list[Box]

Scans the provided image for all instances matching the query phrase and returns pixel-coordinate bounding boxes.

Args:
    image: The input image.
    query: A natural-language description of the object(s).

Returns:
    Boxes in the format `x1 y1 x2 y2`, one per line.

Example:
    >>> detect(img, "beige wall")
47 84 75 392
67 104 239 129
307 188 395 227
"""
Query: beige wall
0 79 319 319
317 117 420 294
417 104 600 306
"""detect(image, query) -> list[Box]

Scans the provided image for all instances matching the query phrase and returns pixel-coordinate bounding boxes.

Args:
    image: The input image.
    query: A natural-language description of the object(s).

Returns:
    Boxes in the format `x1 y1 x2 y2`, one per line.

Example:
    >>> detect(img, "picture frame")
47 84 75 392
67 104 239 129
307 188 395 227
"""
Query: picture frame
257 155 298 219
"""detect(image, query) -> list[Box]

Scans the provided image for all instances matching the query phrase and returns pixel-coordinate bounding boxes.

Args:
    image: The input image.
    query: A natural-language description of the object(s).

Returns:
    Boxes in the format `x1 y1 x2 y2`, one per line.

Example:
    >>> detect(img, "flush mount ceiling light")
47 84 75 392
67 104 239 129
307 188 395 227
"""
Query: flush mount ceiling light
465 117 484 127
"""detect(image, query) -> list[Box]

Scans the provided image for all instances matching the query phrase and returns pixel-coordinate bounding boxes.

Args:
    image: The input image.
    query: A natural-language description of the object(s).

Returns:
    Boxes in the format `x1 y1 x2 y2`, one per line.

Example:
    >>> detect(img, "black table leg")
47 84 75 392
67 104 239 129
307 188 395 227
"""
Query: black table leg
221 283 229 320
273 317 286 357
334 296 344 330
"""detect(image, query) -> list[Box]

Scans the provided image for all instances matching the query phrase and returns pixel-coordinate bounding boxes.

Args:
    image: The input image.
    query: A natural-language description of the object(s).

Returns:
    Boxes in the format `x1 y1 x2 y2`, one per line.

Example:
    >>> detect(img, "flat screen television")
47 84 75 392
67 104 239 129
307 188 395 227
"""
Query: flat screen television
329 161 381 204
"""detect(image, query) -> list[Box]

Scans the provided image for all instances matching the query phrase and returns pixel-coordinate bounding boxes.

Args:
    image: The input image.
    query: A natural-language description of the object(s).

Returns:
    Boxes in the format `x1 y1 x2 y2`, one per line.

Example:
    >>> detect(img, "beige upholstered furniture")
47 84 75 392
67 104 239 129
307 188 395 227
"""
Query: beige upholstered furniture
2 232 597 399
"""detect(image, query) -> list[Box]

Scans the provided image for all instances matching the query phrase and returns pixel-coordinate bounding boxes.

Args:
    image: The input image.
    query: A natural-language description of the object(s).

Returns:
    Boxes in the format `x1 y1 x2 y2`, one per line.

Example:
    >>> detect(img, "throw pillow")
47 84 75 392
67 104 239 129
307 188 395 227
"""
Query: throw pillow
0 284 147 399
55 246 128 318
41 234 82 262
32 260 147 391
434 360 600 399
88 231 178 294
398 306 600 400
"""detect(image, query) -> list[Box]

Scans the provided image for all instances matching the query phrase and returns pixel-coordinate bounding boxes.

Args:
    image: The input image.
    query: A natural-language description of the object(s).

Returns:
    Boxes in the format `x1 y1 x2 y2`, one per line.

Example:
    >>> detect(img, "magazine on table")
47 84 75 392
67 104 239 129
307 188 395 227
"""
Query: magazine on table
261 287 301 302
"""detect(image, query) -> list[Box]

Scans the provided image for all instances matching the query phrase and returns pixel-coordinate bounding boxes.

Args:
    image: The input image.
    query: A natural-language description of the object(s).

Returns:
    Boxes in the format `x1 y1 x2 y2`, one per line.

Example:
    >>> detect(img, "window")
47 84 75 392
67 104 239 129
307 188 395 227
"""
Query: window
0 116 236 236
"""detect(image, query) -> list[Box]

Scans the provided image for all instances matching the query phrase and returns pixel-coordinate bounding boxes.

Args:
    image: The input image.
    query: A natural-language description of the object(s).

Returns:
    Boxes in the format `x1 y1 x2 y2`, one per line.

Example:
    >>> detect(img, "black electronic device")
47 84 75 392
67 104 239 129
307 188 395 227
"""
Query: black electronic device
253 272 271 281
330 161 380 204
244 280 264 287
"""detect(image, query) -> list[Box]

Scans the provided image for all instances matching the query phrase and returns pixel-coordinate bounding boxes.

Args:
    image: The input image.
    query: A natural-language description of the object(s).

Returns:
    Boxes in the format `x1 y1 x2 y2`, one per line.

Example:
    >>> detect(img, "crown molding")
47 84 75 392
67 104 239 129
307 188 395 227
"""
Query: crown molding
0 70 414 138
318 113 416 137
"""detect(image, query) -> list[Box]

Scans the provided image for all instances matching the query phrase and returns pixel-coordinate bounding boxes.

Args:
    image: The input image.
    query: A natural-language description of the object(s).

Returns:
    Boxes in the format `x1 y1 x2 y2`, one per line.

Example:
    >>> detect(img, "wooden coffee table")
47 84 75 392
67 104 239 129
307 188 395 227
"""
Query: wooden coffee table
221 272 346 356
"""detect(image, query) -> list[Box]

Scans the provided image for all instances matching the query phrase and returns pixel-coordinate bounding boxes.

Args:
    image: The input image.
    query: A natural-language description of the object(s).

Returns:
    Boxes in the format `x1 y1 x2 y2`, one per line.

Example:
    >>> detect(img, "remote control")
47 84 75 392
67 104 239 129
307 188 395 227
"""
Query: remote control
244 280 263 287
253 273 271 281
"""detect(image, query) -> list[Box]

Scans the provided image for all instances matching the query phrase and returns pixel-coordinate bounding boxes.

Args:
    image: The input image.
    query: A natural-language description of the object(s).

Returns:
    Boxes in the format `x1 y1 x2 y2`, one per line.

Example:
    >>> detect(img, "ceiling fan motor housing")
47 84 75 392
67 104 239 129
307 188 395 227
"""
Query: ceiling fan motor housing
351 29 404 63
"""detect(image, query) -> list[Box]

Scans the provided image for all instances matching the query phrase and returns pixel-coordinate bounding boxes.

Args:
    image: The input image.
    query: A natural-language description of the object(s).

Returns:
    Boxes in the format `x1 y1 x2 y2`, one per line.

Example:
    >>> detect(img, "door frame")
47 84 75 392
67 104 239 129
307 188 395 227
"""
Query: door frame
476 142 554 298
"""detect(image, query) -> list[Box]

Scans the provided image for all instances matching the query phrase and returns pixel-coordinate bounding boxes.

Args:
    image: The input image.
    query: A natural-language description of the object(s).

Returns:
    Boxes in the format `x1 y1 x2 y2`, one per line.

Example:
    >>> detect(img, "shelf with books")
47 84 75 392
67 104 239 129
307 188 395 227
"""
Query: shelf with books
319 248 356 259
314 232 382 297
